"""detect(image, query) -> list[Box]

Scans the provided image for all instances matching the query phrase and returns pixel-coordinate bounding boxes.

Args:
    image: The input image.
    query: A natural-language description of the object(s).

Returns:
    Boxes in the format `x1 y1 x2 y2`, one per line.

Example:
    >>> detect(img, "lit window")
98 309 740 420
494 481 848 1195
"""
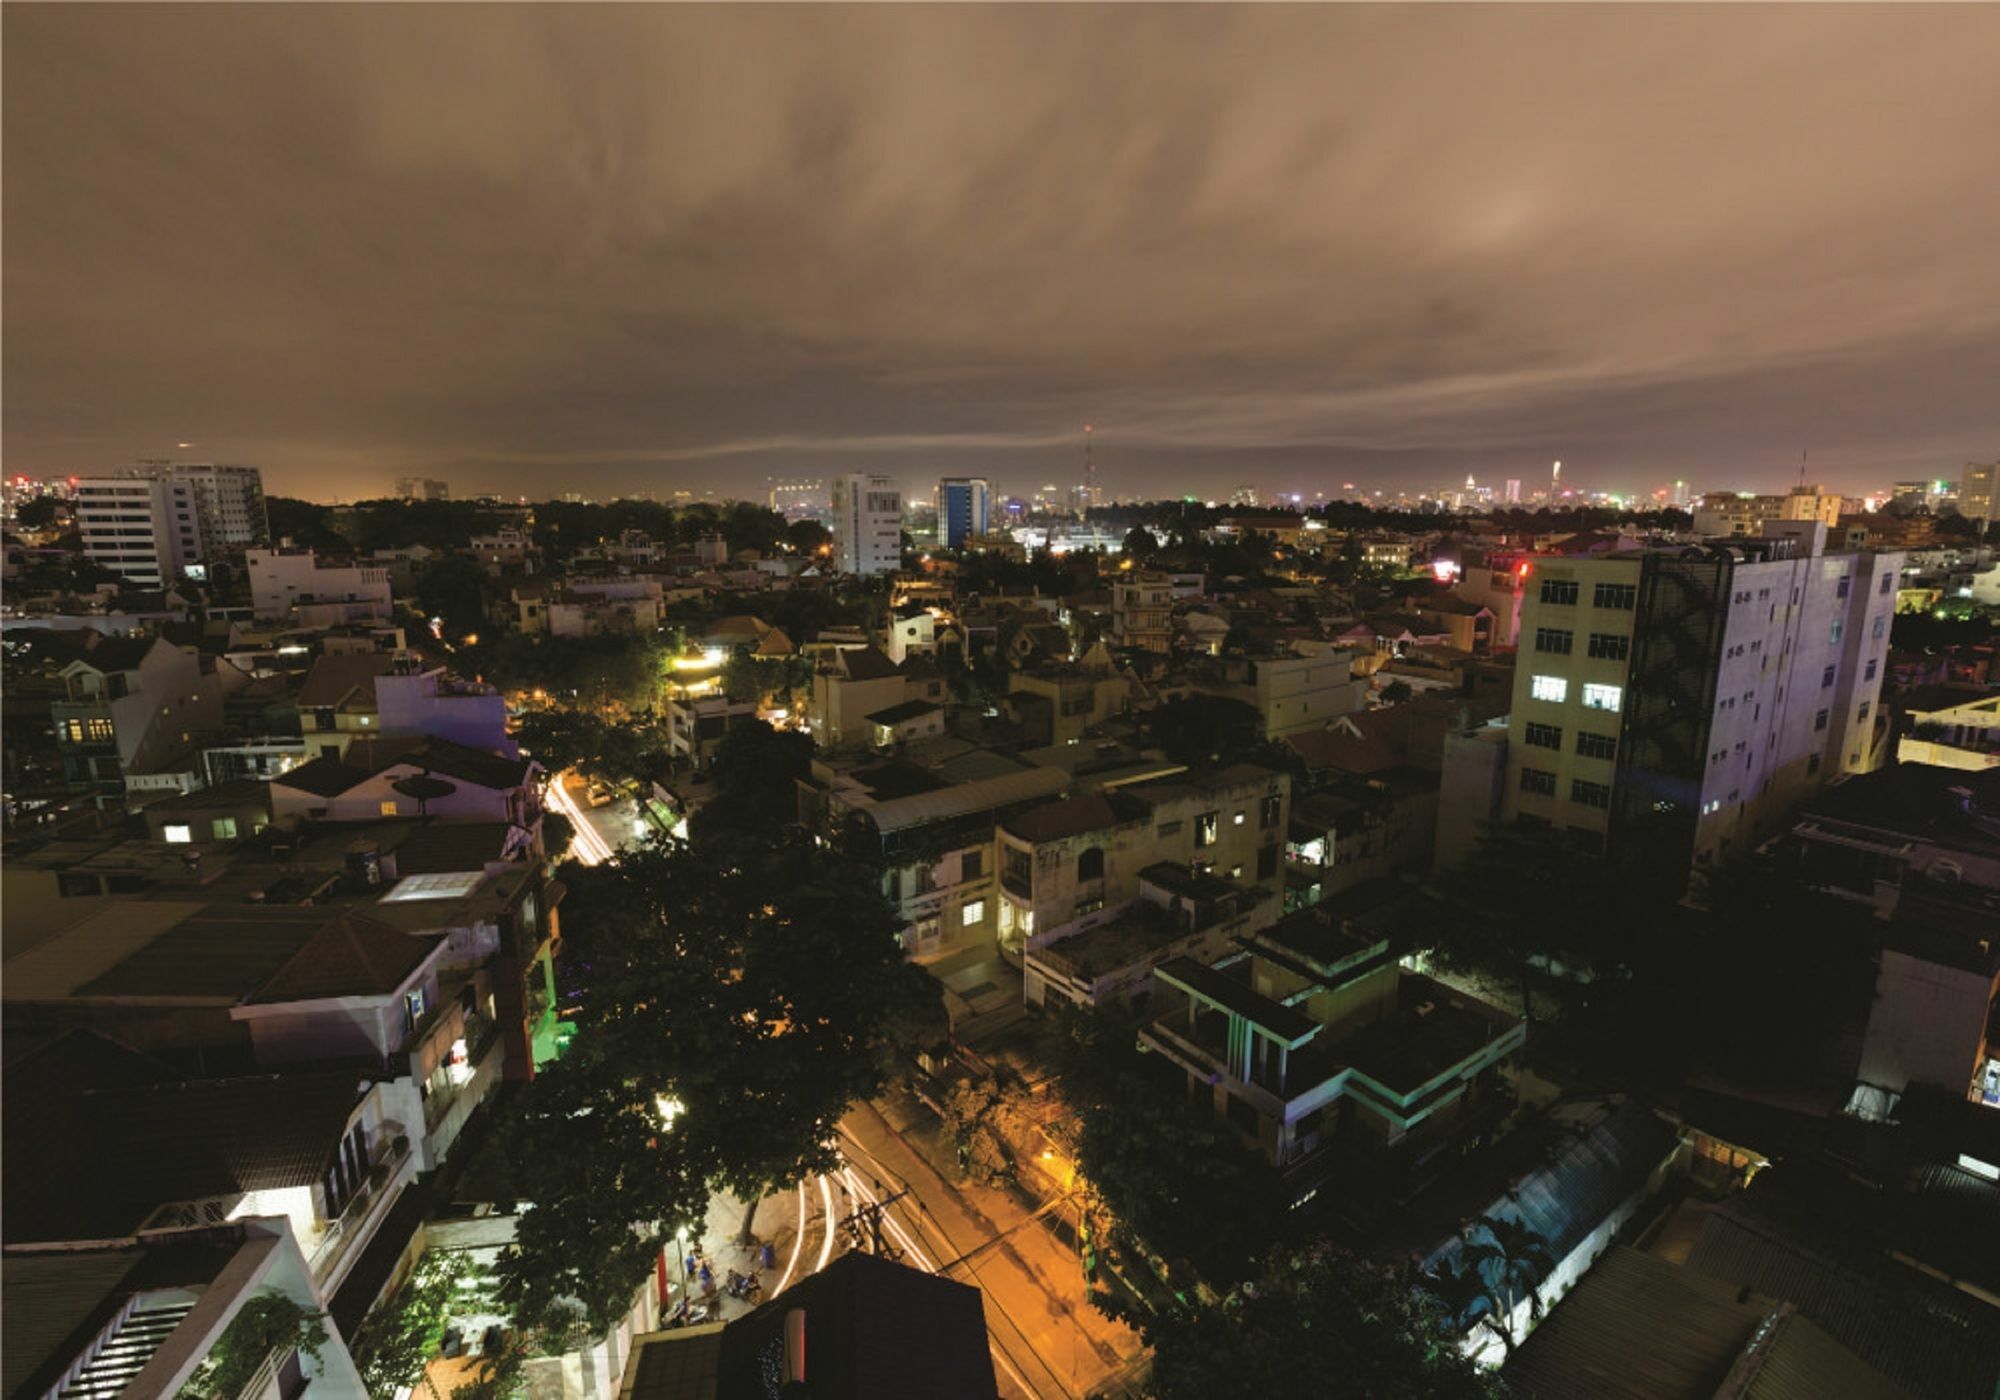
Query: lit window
379 800 400 816
211 817 238 840
1530 675 1568 703
1232 811 1246 826
961 900 985 927
1581 683 1622 712
1195 811 1219 848
163 823 192 844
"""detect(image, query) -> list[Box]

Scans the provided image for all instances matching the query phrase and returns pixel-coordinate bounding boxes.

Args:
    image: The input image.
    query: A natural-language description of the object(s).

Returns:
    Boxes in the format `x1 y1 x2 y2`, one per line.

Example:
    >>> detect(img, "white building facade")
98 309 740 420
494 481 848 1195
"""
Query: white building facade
1501 530 1901 873
832 473 903 576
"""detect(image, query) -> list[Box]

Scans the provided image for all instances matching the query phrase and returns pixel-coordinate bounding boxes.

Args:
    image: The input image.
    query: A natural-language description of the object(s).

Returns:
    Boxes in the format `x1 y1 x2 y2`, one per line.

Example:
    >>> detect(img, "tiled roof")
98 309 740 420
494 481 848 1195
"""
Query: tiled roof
245 911 441 1005
297 652 396 708
391 820 516 875
3 1071 370 1243
273 755 372 798
68 637 158 673
394 738 533 790
1002 790 1148 845
70 904 436 1005
836 646 903 681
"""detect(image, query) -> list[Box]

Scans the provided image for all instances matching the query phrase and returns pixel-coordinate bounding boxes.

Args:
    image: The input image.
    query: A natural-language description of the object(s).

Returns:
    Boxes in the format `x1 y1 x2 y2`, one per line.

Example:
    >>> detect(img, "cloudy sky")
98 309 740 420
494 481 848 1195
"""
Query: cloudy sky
6 5 1998 503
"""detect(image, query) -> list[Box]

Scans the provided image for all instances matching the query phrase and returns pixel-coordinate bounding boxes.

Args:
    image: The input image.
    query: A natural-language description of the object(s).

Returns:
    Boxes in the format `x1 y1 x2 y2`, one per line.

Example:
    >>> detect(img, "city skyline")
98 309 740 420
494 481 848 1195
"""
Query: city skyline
7 8 1999 501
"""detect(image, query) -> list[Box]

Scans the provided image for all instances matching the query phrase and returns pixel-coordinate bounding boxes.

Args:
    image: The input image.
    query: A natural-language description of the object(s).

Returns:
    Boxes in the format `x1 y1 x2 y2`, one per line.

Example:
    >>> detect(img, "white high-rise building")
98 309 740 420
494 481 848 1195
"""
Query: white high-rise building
74 476 205 587
1497 523 1901 876
137 461 269 549
831 474 903 576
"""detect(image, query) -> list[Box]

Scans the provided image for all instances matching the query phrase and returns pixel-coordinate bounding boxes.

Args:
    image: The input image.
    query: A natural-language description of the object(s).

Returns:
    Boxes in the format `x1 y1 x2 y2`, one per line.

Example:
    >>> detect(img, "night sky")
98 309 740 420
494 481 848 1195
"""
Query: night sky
5 5 1998 503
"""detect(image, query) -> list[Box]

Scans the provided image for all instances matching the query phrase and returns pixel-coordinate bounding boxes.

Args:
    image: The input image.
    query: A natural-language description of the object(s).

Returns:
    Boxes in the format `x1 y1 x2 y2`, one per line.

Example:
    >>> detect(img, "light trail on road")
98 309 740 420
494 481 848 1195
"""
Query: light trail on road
814 1174 838 1274
833 1147 1042 1399
772 1179 809 1296
546 771 616 865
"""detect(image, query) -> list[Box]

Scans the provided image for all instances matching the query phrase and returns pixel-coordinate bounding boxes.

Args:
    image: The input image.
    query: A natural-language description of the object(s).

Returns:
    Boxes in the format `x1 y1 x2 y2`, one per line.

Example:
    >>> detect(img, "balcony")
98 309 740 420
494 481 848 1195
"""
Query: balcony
308 1131 412 1291
423 1012 501 1132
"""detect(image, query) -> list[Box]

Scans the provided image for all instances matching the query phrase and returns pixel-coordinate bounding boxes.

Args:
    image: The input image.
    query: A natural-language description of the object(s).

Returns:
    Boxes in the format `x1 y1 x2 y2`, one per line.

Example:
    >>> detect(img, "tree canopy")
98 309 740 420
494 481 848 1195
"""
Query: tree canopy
1048 1003 1284 1290
494 827 944 1331
1146 1244 1506 1400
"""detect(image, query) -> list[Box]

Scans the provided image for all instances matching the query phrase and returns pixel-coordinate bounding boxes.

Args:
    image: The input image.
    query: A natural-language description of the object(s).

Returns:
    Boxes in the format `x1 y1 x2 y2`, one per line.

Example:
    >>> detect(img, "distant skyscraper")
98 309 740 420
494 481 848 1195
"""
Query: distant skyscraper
1505 479 1522 504
832 473 903 575
395 477 450 501
1961 463 1996 525
938 477 991 549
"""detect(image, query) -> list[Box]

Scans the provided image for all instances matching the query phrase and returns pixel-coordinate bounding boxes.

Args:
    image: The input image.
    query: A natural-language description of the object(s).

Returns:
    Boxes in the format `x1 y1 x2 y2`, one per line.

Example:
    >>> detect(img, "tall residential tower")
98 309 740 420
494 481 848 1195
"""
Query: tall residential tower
1498 524 1900 875
831 473 903 576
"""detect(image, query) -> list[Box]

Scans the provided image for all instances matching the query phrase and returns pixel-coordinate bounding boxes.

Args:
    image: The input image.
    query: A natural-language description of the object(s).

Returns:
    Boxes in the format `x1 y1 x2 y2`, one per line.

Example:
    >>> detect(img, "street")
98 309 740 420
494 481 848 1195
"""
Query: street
544 770 647 867
542 768 1146 1396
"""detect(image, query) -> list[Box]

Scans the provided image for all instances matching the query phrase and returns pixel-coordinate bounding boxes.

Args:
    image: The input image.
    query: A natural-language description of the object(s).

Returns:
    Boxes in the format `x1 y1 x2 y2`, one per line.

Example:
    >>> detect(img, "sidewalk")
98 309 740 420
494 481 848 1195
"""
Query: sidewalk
841 1096 1143 1399
664 1182 809 1327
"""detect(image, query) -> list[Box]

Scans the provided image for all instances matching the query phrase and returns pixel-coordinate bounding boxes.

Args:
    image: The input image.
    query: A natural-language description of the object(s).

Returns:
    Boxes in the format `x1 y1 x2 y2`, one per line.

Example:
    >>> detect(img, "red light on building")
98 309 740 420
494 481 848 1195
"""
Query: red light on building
1516 561 1531 578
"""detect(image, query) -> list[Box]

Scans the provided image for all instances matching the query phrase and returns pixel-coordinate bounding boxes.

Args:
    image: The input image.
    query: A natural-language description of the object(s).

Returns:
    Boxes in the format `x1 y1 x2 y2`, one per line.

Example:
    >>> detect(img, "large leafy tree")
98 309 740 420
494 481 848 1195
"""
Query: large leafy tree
1048 1004 1285 1290
414 555 491 642
1429 820 1676 1026
1148 1244 1506 1400
689 719 813 837
495 827 944 1327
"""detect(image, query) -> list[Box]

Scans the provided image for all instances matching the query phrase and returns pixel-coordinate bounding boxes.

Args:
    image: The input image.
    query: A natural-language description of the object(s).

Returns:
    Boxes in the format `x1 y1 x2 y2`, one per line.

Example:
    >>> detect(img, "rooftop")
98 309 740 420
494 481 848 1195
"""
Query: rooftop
4 1068 374 1243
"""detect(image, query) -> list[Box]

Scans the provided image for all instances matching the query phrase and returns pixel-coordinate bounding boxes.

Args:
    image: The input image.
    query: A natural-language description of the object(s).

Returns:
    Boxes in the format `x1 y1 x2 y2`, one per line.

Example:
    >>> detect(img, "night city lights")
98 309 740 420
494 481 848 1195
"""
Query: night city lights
4 6 1998 1398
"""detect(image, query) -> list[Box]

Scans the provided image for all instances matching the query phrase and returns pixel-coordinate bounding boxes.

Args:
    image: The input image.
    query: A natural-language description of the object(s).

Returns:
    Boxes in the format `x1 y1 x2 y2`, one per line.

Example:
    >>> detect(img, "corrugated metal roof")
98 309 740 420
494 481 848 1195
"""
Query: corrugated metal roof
1503 1246 1765 1399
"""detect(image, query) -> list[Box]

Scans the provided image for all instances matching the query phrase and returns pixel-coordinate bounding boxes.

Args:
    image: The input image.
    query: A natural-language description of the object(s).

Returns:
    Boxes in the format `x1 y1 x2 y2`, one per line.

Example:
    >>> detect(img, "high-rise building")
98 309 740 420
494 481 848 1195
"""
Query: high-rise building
138 461 269 549
72 461 270 586
1498 524 1900 876
1504 479 1522 505
938 477 991 550
1960 463 1996 526
74 475 204 586
395 477 450 501
831 473 903 576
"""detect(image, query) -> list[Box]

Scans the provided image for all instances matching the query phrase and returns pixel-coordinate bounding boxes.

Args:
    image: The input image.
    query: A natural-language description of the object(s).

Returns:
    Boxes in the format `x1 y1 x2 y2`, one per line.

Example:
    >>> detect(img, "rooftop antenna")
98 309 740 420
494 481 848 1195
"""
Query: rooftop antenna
1798 449 1809 490
1083 423 1095 517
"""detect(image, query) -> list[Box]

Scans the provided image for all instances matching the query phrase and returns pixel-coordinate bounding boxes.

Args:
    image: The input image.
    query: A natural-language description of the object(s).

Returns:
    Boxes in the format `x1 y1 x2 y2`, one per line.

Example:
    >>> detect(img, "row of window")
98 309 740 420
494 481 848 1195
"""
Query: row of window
1519 768 1611 808
1533 628 1631 660
1522 723 1619 760
1539 579 1637 610
1529 676 1623 712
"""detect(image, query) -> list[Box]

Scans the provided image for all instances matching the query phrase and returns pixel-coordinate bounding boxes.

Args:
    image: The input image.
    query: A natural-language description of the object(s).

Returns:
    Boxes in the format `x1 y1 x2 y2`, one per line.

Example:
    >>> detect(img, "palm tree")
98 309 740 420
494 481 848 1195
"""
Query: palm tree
1421 1216 1557 1358
1458 1216 1556 1356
